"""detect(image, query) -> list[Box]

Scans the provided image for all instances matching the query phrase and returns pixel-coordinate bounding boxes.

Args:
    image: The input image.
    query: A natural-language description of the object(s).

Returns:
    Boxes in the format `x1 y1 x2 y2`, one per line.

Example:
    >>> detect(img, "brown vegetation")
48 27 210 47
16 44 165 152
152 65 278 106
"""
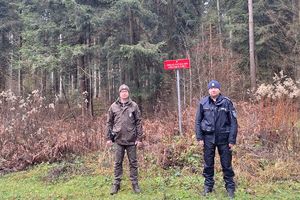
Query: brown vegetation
0 90 299 184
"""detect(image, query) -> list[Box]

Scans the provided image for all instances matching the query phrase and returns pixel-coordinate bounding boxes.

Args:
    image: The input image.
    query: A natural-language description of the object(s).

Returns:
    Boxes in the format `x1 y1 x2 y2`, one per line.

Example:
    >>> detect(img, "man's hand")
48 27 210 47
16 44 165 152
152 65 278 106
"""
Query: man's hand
135 141 142 148
229 143 235 151
198 140 204 146
106 140 113 147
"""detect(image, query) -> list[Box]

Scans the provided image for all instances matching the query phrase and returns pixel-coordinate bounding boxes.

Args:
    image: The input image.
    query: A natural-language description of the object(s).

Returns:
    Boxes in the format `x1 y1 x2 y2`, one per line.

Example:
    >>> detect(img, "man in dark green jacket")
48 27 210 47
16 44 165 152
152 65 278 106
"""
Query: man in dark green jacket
106 84 143 195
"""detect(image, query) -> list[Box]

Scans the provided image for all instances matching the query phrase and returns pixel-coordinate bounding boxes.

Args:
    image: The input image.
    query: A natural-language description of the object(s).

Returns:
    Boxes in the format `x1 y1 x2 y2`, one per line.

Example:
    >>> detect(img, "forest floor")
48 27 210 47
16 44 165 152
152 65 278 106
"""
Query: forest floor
1 153 299 200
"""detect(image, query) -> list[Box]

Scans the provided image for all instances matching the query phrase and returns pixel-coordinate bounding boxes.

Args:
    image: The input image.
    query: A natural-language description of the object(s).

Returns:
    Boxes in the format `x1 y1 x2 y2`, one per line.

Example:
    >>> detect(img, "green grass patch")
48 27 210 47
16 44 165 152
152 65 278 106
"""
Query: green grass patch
0 158 300 200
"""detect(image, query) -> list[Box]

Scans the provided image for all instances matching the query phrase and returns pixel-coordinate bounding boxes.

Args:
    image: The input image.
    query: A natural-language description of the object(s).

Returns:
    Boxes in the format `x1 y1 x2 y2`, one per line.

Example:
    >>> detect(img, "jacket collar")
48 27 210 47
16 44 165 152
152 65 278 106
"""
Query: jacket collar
209 94 224 105
116 98 132 106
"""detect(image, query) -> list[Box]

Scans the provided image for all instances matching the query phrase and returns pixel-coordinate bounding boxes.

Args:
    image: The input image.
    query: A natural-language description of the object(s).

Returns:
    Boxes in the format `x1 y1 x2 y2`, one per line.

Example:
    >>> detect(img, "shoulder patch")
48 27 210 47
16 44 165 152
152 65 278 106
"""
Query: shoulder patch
200 96 210 104
223 96 235 108
223 96 232 102
232 110 237 118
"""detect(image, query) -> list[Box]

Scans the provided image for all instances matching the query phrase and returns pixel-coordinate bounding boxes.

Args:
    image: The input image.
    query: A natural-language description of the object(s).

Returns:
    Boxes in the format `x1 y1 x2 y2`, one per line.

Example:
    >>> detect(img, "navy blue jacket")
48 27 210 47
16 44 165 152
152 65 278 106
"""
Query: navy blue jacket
195 94 238 144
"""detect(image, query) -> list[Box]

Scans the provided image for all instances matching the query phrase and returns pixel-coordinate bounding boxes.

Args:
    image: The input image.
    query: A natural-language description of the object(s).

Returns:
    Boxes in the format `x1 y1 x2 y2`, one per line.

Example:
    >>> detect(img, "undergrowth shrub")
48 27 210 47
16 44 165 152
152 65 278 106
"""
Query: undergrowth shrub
1 72 299 185
236 72 300 182
0 90 105 173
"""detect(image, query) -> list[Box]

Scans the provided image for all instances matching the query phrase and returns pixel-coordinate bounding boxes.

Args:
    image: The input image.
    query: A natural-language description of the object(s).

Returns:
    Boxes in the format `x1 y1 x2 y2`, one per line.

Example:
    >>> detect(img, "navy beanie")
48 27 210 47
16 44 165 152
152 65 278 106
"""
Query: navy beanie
208 80 221 89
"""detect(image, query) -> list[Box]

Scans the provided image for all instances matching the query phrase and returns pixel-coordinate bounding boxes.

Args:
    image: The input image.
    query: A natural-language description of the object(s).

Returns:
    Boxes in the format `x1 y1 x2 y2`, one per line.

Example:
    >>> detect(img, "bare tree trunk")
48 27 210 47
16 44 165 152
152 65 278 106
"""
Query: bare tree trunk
112 73 115 100
86 29 94 117
93 37 97 99
51 70 59 95
295 0 300 79
59 34 63 98
77 62 80 91
59 74 63 99
54 70 59 97
18 69 22 95
78 32 88 116
8 55 13 91
97 37 101 98
41 69 47 96
217 0 221 34
200 24 205 96
217 0 224 67
79 55 87 116
196 44 201 88
98 68 101 98
89 63 94 116
40 70 43 95
229 16 233 58
119 61 122 86
68 74 71 94
93 66 97 99
128 7 133 44
8 32 14 91
107 57 111 103
294 0 300 80
187 51 192 105
51 71 55 94
248 0 256 89
18 33 23 96
71 74 74 94
183 70 186 108
209 23 214 79
298 0 300 23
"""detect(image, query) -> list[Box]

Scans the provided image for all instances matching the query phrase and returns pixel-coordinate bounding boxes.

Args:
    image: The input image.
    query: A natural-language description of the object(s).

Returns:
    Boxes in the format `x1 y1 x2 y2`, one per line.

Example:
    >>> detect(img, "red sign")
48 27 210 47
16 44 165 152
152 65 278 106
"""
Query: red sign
164 59 190 70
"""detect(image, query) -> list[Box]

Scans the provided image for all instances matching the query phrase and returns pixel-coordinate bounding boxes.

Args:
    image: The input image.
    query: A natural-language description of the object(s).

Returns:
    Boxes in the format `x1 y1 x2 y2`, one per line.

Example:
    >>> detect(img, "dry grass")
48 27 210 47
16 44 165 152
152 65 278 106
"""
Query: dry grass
0 90 299 185
234 99 300 183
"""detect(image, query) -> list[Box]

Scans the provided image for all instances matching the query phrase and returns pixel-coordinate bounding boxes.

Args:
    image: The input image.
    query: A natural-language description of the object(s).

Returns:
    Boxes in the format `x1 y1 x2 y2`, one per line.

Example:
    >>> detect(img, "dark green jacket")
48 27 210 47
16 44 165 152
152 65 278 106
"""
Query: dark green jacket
106 98 143 145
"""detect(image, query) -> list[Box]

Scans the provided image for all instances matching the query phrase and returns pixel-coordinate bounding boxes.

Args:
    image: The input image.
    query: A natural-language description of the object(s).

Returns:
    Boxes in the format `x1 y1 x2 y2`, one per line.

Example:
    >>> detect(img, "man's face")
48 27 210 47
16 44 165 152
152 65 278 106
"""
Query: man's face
119 90 129 100
208 87 220 98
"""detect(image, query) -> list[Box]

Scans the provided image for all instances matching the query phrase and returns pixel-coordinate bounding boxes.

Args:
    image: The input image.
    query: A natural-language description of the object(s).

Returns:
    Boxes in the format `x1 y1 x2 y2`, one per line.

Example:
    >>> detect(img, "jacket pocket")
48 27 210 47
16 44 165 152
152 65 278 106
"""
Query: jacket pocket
112 123 121 133
201 120 214 133
219 127 230 133
126 126 137 142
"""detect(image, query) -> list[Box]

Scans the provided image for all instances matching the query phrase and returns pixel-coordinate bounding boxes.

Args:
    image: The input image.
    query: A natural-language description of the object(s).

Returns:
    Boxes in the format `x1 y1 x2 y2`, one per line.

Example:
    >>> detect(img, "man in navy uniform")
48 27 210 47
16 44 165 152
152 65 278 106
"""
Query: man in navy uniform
195 80 238 199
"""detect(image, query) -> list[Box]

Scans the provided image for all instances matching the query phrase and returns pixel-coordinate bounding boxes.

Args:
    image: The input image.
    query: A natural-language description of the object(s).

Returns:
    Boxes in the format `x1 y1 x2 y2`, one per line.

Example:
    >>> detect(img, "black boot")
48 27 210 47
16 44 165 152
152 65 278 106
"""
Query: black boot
132 183 141 193
110 184 120 195
227 189 235 199
203 186 213 196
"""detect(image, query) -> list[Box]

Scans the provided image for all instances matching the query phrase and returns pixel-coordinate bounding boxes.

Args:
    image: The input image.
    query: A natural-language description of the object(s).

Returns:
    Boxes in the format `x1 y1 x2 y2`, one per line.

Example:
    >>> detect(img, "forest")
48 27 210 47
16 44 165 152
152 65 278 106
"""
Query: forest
0 0 299 199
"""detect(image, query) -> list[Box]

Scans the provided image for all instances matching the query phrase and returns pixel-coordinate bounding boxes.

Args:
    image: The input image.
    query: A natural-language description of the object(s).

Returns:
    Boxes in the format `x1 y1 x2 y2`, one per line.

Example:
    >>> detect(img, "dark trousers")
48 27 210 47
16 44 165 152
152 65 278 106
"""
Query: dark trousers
203 141 235 190
114 144 138 185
